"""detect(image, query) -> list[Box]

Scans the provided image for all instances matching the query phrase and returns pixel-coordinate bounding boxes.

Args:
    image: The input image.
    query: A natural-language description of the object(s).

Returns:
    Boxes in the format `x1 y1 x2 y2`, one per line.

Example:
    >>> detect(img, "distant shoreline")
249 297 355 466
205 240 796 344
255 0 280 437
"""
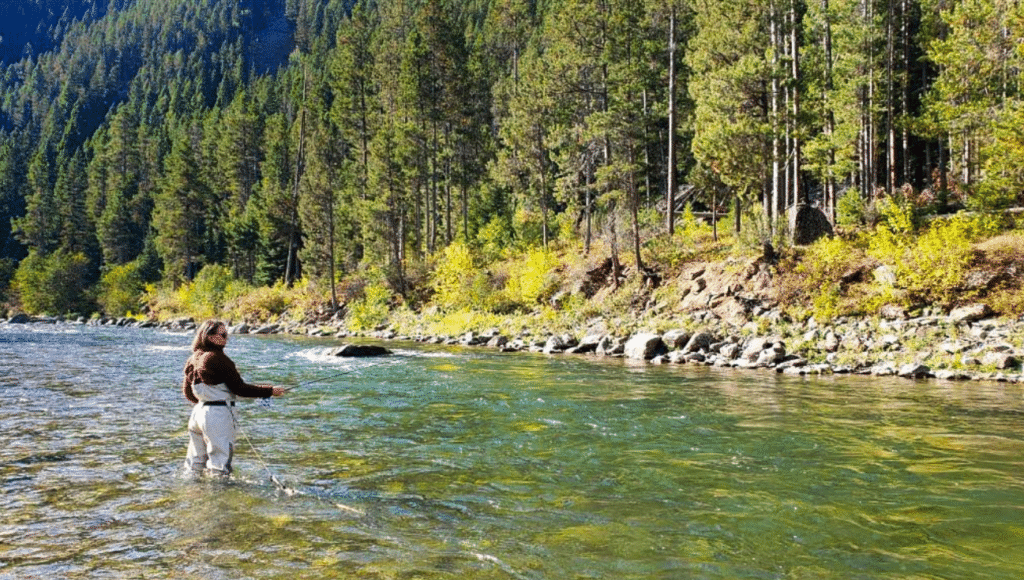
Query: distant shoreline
6 308 1022 386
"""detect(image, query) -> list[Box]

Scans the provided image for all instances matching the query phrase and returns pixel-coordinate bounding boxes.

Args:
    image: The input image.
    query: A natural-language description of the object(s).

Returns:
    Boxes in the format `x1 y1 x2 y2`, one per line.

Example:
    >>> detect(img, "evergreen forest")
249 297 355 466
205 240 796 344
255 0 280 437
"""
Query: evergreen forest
1 0 1023 321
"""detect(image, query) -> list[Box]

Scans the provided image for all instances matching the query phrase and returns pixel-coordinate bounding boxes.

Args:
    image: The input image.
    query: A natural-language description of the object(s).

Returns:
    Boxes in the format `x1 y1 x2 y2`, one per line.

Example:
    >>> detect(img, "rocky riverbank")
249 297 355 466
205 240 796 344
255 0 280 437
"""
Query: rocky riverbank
5 301 1023 384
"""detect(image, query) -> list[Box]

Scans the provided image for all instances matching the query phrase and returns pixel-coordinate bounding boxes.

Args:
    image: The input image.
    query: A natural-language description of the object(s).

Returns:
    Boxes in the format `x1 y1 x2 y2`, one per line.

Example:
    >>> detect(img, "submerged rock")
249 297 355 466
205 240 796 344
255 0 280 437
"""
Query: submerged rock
329 344 392 357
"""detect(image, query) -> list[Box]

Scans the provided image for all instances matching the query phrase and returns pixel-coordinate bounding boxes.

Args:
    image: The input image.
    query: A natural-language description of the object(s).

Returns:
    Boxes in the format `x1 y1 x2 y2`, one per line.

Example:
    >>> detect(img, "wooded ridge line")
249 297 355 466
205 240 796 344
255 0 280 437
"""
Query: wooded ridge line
1 0 1023 323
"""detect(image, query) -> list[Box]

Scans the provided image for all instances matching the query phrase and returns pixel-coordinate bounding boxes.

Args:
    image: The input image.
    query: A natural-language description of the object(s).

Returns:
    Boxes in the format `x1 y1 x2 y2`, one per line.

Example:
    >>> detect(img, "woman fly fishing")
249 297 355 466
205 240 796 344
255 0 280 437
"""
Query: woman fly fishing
180 319 286 479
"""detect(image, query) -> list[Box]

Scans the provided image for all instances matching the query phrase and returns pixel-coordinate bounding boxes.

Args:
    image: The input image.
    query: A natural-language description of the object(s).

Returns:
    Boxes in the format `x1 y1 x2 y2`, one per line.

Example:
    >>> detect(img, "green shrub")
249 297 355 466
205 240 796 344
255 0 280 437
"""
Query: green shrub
97 261 146 316
12 250 92 315
177 264 240 320
226 282 292 322
347 283 391 331
837 188 867 227
504 246 560 308
145 264 247 321
476 214 514 264
432 241 474 309
867 212 987 306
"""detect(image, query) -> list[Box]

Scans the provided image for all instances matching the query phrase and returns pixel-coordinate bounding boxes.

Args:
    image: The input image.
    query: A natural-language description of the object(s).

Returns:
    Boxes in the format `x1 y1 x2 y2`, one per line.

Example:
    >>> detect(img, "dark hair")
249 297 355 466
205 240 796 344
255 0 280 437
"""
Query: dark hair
191 319 227 352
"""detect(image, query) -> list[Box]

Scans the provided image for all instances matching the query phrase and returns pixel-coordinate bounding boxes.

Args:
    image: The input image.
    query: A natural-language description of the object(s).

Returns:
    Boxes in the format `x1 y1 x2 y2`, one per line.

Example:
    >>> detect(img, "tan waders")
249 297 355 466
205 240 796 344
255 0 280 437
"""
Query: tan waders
185 383 239 478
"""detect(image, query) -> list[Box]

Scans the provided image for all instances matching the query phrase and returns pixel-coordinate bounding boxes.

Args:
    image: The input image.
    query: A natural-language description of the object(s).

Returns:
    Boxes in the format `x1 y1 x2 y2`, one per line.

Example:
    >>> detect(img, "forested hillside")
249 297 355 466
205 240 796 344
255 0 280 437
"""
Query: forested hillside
1 0 1022 318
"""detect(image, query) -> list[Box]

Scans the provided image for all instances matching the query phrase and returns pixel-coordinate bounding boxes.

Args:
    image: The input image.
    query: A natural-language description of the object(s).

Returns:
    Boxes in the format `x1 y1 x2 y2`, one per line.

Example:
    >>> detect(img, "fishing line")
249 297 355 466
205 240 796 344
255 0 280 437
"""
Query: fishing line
282 359 388 392
233 360 388 513
232 408 365 515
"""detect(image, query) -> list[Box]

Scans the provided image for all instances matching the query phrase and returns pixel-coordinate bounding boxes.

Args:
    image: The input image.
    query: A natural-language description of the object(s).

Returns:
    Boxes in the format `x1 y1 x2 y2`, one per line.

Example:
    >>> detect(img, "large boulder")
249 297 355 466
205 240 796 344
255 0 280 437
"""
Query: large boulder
950 303 992 324
790 204 834 246
486 334 509 348
575 334 603 353
711 296 751 327
596 336 626 356
329 344 392 357
898 363 931 379
683 331 715 353
661 329 691 350
624 333 666 360
8 313 31 324
543 335 568 354
253 324 280 334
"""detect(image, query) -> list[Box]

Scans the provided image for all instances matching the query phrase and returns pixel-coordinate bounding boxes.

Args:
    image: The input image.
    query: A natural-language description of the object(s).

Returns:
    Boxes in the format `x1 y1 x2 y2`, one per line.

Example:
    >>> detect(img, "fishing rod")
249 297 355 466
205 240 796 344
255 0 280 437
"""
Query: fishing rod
281 359 388 392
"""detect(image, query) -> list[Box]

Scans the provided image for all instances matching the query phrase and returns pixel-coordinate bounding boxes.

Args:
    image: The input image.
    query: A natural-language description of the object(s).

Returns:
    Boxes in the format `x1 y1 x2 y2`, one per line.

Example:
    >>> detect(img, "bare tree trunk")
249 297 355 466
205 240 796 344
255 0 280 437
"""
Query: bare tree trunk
585 171 593 255
939 135 948 196
444 126 453 245
901 0 910 186
537 124 549 248
770 0 782 235
822 0 836 223
790 0 802 205
886 0 896 195
328 180 337 310
666 6 678 235
286 65 307 286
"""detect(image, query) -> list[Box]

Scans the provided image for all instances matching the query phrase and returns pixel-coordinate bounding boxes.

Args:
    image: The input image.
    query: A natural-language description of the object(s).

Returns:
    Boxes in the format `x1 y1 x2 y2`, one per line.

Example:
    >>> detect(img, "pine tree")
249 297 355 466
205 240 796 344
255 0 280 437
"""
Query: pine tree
152 127 212 283
688 0 771 235
11 145 60 255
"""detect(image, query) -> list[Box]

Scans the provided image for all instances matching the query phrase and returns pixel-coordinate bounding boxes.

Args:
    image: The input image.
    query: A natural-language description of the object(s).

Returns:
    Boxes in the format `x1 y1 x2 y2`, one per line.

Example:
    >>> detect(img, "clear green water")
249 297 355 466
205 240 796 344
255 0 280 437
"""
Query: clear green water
2 324 1023 579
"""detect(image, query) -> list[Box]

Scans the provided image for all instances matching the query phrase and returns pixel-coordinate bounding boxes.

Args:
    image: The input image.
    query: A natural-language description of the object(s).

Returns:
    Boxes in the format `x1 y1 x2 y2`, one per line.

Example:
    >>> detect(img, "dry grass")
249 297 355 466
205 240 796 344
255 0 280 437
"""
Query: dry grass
972 233 1024 317
975 233 1024 263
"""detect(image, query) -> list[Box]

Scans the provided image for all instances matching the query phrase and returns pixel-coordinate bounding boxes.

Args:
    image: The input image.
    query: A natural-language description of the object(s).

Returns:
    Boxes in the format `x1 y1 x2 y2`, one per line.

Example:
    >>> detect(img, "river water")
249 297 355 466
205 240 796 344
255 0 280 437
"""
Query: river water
1 323 1023 579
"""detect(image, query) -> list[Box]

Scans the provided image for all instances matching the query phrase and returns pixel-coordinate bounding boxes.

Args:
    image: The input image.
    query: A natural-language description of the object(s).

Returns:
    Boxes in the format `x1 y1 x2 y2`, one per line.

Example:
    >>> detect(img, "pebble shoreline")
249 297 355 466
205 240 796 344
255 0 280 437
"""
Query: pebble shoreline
6 306 1023 385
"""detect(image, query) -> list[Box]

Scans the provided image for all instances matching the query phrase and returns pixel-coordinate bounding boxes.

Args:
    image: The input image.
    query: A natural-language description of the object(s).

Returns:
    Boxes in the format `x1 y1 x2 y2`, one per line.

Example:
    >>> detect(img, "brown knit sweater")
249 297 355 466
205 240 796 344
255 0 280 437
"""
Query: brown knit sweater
182 348 273 404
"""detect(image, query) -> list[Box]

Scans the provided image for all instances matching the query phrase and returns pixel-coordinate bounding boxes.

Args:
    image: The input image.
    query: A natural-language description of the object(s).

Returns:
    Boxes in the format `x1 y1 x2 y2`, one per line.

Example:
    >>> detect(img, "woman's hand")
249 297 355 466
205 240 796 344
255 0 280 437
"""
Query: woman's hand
271 386 286 397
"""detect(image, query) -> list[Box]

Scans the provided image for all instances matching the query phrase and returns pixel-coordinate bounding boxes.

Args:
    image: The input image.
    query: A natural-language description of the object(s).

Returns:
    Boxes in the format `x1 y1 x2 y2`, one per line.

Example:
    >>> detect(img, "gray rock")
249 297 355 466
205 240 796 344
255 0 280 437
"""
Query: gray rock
823 331 841 352
963 270 1005 292
898 363 931 378
775 357 807 371
961 355 982 366
741 337 769 360
683 331 715 353
8 313 31 324
982 352 1019 370
938 341 966 354
625 333 666 360
871 362 897 376
880 334 902 349
879 304 907 320
719 343 741 360
253 324 280 335
950 303 992 324
666 351 687 364
486 335 509 348
596 336 626 356
575 334 602 353
874 265 897 286
757 344 787 366
662 329 692 350
543 335 568 354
